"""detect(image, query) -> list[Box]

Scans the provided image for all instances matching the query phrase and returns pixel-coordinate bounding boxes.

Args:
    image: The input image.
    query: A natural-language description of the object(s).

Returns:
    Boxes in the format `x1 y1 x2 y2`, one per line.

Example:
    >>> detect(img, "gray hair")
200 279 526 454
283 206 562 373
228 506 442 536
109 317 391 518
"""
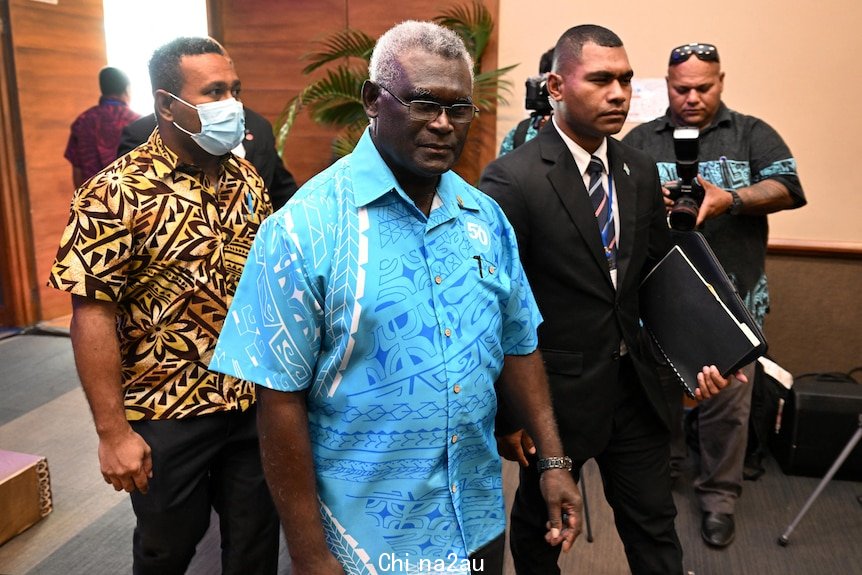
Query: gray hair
369 20 474 89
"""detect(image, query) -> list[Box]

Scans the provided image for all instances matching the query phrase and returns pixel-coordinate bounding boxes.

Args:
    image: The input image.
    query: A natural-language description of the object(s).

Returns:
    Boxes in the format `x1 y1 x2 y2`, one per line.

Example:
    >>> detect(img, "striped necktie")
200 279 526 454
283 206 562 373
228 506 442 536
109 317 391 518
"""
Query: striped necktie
587 155 616 269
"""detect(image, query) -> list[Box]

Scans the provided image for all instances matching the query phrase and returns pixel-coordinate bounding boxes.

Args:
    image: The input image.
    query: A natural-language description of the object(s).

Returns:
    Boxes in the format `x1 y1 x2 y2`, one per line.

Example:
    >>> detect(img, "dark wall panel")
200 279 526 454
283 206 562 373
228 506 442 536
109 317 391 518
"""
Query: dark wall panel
763 254 862 376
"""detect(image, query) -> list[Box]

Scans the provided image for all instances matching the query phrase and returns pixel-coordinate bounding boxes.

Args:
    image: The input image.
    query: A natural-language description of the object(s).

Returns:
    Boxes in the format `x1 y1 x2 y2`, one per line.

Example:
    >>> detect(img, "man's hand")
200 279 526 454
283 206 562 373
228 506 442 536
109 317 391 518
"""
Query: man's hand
540 468 582 552
496 429 536 467
69 295 151 493
663 177 731 226
695 176 733 226
660 180 676 211
694 365 748 400
97 426 153 494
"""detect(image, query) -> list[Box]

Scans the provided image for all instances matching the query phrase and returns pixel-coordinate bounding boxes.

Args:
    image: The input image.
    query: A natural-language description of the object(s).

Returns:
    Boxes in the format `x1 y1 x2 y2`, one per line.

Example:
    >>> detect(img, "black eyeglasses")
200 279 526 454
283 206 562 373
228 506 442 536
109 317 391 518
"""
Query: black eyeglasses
668 43 720 66
377 83 478 124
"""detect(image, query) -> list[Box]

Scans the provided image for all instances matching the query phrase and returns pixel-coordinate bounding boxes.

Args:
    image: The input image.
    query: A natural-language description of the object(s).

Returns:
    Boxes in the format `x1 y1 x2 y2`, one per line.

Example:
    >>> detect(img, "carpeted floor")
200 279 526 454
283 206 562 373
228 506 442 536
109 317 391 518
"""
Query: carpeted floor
1 334 860 574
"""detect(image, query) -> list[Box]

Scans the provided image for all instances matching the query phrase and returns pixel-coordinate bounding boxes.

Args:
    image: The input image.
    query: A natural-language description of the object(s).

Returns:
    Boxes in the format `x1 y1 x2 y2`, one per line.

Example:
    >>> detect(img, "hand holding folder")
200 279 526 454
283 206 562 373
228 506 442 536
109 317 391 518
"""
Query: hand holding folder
640 231 767 398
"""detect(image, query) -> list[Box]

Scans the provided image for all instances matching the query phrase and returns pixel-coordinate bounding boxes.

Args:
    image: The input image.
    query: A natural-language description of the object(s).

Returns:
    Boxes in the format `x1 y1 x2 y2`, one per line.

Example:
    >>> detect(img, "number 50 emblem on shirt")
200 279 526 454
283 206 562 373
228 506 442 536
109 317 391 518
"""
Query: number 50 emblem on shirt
466 220 490 251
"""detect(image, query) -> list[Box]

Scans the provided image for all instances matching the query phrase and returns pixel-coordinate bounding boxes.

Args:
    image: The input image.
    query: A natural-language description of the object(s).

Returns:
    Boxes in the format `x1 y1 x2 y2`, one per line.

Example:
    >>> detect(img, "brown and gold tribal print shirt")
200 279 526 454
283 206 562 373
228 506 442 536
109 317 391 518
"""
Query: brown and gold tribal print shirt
50 129 272 420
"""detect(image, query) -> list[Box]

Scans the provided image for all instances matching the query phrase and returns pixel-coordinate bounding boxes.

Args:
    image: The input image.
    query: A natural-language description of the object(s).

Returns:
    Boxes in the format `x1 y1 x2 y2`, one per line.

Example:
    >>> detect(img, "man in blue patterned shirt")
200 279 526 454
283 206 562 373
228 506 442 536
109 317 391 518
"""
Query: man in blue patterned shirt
211 21 580 575
623 42 806 549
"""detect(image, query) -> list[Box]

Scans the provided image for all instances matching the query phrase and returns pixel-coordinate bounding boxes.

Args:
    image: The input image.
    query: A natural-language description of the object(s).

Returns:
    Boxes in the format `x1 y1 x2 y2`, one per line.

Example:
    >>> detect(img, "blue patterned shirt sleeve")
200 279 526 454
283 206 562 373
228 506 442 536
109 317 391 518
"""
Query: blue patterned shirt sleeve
211 214 322 392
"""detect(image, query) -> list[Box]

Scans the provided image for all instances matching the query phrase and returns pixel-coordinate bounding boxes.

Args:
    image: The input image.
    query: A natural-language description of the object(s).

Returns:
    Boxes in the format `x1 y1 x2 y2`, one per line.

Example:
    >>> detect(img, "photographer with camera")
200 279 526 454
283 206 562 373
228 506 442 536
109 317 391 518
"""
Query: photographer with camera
498 47 554 156
624 42 806 549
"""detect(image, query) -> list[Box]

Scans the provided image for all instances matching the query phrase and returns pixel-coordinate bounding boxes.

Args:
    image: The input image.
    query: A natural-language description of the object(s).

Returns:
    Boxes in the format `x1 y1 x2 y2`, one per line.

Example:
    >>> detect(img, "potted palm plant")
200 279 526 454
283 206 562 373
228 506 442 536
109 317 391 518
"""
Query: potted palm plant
274 1 516 170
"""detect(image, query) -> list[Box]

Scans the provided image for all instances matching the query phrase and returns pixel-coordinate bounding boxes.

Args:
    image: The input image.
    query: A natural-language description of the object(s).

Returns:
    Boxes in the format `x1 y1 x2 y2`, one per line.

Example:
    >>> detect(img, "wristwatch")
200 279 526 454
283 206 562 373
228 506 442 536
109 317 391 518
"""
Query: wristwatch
537 456 573 473
726 189 744 215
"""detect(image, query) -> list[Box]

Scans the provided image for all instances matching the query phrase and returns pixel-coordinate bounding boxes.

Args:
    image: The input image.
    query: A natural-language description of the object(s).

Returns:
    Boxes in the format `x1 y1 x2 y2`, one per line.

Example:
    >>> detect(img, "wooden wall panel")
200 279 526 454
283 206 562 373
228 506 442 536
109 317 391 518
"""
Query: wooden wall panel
0 0 35 327
213 0 500 186
213 0 347 185
7 0 106 321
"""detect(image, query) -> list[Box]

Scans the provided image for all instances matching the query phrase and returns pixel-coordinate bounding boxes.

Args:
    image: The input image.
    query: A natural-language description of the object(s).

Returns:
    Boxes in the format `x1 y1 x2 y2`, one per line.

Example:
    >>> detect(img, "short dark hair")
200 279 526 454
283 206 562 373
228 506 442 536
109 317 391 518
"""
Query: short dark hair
148 37 225 95
539 47 555 75
553 25 623 72
99 67 130 96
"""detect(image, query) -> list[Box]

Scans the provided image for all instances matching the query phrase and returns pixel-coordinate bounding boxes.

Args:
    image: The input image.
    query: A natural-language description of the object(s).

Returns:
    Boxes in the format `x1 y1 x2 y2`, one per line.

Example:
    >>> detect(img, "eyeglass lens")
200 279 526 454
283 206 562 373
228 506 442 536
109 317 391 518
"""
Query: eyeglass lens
409 101 476 123
378 84 476 124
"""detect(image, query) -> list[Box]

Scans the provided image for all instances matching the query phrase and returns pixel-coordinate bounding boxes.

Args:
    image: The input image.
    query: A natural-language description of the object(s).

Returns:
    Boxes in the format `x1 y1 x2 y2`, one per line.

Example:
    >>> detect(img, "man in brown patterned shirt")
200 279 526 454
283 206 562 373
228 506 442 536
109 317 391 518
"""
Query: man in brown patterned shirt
49 37 278 574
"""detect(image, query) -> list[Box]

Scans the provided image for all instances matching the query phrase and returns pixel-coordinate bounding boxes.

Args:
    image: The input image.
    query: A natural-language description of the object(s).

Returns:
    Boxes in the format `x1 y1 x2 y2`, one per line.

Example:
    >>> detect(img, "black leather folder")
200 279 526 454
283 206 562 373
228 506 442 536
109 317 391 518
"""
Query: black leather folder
640 231 767 397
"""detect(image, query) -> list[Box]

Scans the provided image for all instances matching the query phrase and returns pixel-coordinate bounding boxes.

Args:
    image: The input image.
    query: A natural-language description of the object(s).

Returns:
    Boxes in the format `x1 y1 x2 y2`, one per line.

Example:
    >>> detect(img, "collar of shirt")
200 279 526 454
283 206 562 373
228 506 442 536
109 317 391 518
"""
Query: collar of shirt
349 128 481 215
98 96 128 107
143 127 238 181
551 116 609 178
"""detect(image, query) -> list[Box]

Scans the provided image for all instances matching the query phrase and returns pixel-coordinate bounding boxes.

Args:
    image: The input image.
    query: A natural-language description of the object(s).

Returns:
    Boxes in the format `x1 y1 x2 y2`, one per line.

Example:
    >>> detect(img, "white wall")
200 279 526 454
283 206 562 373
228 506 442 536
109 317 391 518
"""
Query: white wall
497 0 862 245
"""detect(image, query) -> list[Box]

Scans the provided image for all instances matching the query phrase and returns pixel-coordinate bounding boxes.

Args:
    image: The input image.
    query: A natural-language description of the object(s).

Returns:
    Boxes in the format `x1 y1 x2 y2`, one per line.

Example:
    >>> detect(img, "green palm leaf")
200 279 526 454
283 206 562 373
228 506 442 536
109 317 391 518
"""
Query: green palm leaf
303 68 367 126
301 29 376 75
274 67 367 154
274 95 302 158
434 1 494 65
331 123 368 159
473 64 518 110
275 2 516 159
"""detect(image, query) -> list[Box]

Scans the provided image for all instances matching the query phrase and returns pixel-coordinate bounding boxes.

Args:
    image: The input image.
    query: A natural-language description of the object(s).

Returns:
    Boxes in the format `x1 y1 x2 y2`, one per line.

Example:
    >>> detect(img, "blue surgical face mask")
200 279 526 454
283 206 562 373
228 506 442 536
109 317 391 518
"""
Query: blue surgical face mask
169 93 245 156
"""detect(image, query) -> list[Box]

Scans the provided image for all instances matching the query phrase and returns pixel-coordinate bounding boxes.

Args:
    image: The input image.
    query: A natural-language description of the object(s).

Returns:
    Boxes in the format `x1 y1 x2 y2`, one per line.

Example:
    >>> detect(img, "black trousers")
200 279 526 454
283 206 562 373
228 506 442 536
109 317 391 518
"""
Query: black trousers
470 533 505 575
129 407 279 575
509 358 683 575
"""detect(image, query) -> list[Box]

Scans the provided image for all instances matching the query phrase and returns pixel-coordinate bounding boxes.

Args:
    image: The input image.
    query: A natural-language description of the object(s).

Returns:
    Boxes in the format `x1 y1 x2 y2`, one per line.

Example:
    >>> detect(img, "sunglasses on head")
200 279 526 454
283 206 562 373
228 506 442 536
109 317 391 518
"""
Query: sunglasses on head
669 43 720 66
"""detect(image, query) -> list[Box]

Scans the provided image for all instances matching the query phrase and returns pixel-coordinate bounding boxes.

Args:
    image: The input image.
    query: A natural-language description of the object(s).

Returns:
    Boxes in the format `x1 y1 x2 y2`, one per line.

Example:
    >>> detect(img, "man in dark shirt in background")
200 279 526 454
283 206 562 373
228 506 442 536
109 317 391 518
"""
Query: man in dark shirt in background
623 42 806 549
65 66 140 187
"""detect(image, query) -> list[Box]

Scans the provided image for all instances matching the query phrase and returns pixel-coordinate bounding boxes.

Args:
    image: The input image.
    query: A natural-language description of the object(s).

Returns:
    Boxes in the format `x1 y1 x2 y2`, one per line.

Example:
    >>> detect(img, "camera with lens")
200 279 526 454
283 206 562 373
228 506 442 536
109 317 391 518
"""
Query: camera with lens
524 74 552 121
666 127 705 231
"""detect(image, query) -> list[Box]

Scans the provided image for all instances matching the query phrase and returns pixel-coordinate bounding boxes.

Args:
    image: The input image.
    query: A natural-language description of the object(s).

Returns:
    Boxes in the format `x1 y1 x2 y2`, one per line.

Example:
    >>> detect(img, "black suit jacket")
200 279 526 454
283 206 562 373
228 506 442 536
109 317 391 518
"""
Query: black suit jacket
117 108 297 210
480 123 672 459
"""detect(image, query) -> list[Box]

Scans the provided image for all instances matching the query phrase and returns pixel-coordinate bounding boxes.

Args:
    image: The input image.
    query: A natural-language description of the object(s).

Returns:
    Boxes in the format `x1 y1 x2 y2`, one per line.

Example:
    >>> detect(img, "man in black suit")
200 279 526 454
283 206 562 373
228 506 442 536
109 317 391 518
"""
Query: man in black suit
480 25 735 575
118 108 297 210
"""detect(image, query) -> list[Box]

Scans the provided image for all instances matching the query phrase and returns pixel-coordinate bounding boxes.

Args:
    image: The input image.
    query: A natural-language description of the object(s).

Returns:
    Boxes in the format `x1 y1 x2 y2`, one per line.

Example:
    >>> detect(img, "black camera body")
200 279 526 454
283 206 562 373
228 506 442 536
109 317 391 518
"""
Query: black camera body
524 75 552 118
666 127 705 231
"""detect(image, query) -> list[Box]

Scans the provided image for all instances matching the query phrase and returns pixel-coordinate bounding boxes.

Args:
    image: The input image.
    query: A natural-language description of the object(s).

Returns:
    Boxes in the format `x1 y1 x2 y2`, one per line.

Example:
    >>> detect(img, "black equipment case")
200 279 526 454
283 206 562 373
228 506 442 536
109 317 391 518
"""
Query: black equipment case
772 373 862 480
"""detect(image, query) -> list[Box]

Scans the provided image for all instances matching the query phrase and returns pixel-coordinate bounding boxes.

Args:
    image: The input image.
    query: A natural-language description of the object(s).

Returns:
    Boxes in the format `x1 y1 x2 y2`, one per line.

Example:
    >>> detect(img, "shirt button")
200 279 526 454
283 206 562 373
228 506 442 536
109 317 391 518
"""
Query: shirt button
453 384 461 394
444 328 452 337
435 275 442 284
451 434 458 444
451 484 457 493
489 266 496 274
